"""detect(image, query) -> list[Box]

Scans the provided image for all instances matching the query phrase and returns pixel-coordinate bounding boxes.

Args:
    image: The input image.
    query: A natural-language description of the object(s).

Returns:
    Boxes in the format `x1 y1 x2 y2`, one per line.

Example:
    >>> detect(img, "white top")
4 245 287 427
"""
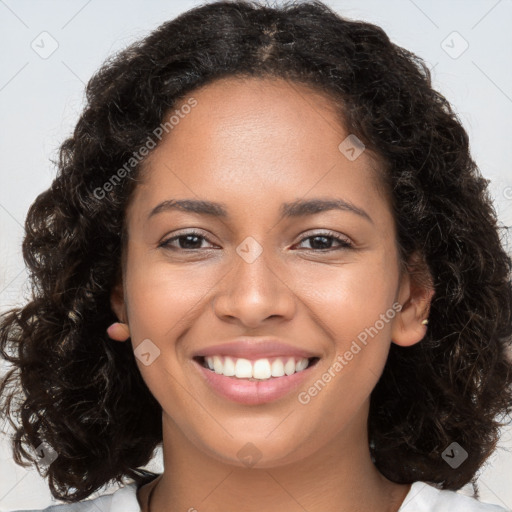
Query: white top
11 480 511 512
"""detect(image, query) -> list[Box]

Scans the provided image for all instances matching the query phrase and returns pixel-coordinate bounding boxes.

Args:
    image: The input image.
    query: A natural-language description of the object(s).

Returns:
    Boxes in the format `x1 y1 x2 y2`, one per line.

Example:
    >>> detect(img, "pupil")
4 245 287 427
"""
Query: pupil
310 236 331 250
181 235 201 249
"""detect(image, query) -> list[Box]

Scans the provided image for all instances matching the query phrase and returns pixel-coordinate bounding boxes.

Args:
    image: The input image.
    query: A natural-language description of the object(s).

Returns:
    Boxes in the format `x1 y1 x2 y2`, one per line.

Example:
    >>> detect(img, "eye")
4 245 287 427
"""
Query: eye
295 231 353 251
158 230 354 252
158 231 216 251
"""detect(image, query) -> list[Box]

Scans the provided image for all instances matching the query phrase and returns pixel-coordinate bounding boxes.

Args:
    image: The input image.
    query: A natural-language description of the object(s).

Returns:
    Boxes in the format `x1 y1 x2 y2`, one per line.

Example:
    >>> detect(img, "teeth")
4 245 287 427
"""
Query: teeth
253 359 271 379
235 358 253 378
223 356 235 376
213 356 223 374
271 358 285 377
203 356 310 380
295 358 308 371
284 358 296 376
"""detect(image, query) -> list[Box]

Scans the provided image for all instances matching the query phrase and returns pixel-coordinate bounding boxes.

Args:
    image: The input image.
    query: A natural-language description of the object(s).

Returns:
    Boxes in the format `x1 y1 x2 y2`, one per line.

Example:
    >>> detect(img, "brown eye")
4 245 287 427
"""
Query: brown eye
159 231 214 250
296 232 353 251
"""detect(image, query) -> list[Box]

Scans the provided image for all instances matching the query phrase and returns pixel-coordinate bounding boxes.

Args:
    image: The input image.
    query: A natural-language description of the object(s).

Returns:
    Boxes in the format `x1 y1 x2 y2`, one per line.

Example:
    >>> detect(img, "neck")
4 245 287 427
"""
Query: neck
145 409 410 512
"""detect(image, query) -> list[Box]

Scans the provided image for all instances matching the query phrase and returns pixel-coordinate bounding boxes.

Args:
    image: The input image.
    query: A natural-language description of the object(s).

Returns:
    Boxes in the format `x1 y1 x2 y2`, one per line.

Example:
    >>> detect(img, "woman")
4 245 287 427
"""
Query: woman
1 1 511 511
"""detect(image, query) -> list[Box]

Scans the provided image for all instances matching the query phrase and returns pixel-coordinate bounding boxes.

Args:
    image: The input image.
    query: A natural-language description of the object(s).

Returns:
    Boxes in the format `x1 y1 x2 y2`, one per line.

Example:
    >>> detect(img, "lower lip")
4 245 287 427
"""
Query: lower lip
194 359 316 405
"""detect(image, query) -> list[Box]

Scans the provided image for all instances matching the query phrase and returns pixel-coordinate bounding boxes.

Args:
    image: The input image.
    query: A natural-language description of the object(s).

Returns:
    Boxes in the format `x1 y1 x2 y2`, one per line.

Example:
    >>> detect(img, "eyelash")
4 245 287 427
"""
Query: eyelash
158 230 354 252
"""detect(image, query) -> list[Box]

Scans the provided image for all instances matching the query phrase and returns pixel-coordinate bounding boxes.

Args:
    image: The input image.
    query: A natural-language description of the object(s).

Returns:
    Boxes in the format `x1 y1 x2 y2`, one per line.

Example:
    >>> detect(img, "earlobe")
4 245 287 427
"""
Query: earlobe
107 322 131 341
391 252 435 348
108 283 131 341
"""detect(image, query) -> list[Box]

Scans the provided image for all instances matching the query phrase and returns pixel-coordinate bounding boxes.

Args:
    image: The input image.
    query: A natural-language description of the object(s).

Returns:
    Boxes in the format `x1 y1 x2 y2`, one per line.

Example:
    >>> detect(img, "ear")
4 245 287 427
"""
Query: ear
391 251 435 347
110 279 128 325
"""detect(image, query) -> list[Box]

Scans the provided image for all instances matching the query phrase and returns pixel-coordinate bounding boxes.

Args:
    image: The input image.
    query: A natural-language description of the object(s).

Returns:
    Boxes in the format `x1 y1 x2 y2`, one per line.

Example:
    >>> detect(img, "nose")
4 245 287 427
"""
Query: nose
212 247 296 329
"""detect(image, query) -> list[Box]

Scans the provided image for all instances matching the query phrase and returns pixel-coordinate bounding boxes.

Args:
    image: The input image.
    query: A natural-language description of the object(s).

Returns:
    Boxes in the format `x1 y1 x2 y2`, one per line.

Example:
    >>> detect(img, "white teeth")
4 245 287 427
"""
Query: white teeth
271 358 285 377
213 356 223 374
235 358 253 378
223 356 235 376
295 358 308 372
284 357 296 376
203 356 310 380
253 359 272 380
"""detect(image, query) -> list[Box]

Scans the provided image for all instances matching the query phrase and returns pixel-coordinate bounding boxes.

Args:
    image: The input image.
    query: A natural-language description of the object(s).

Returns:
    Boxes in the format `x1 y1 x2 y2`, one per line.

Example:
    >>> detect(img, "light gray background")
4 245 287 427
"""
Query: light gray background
0 0 511 510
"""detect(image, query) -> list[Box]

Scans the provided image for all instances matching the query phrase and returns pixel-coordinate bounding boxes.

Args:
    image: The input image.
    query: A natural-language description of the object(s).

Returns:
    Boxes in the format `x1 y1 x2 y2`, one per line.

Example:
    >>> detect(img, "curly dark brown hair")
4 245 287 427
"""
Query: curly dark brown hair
1 0 511 504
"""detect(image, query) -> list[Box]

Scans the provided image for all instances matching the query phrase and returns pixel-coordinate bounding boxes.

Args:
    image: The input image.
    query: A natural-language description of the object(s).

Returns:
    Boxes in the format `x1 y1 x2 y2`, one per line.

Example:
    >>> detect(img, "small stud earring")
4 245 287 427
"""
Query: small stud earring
421 319 429 326
107 322 130 341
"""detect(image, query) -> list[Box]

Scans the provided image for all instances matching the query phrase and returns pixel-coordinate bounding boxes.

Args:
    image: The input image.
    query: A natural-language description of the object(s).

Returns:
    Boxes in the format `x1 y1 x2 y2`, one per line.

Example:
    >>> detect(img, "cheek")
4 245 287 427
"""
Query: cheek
124 253 215 343
123 252 209 414
297 253 399 337
297 255 399 398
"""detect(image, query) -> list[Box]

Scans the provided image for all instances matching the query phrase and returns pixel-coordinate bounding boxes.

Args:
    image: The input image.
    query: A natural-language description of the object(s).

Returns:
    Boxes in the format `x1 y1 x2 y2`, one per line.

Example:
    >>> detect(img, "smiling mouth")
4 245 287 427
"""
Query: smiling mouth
194 355 320 381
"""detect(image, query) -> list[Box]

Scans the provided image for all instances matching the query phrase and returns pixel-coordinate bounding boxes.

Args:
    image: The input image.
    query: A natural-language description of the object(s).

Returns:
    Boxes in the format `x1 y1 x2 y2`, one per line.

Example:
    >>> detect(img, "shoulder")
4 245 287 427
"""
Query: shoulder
400 481 511 512
9 482 141 512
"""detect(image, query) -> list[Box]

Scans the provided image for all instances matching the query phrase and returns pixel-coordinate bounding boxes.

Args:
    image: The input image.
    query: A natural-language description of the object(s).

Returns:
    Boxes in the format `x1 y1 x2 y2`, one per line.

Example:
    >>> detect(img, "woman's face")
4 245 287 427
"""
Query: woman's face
112 76 426 467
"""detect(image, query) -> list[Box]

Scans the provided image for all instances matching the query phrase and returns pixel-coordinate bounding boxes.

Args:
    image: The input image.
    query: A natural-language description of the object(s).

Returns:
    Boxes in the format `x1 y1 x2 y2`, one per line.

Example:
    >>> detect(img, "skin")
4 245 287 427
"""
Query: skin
110 76 434 512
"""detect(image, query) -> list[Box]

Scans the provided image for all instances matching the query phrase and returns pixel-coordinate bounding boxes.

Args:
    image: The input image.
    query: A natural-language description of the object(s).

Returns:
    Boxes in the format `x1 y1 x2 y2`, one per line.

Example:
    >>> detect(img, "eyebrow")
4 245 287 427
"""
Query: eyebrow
147 197 373 224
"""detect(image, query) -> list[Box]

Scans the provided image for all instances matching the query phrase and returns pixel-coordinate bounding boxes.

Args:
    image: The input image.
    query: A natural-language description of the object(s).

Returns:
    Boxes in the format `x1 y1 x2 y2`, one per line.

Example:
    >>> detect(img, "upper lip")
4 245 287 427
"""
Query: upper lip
193 337 320 360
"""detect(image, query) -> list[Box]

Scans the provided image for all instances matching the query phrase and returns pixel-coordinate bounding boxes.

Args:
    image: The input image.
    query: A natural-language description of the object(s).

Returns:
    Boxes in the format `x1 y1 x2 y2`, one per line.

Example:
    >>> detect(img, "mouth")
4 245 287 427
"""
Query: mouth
194 355 320 380
192 355 320 405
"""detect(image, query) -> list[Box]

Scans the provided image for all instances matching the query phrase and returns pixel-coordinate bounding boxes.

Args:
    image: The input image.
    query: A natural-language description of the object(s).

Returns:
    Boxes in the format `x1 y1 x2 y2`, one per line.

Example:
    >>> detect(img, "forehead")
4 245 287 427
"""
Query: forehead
128 76 389 222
